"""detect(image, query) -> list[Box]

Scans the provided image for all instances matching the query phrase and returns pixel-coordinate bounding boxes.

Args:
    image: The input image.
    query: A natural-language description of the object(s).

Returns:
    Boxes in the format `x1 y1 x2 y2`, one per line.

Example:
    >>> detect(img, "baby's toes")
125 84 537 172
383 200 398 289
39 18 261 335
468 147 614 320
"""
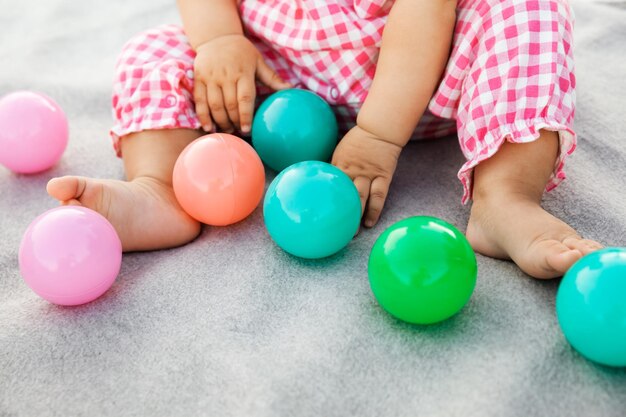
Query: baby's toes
563 237 604 256
541 241 582 278
47 176 87 202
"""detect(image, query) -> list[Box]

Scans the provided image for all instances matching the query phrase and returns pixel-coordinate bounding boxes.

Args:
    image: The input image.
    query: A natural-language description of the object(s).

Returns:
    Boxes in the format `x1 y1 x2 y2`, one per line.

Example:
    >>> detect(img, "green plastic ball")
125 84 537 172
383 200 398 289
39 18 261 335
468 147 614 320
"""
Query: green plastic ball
368 216 478 324
251 89 338 172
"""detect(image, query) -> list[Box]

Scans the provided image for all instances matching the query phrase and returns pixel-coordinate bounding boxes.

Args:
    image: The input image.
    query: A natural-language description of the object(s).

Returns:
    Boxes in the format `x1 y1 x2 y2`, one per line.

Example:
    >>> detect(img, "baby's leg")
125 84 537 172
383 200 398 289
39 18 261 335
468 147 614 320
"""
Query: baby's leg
47 129 202 251
49 25 207 251
441 0 603 278
466 130 602 279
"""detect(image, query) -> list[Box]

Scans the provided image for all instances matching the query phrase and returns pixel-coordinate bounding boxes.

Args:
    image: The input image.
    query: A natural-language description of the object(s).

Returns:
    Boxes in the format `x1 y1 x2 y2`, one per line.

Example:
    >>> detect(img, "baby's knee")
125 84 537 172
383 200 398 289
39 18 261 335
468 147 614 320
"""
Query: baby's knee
468 0 573 31
115 24 194 69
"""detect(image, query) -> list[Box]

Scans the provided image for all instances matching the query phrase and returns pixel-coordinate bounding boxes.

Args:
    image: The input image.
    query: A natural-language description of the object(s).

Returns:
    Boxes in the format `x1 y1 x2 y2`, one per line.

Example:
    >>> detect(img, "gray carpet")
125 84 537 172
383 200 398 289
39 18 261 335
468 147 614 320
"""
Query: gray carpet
1 1 625 416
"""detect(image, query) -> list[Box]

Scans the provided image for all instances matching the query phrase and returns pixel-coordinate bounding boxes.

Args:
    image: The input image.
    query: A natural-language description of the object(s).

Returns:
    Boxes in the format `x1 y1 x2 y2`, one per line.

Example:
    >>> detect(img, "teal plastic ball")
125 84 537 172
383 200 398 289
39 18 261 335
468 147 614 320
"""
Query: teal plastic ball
368 216 477 324
556 247 626 367
263 161 361 259
252 89 338 172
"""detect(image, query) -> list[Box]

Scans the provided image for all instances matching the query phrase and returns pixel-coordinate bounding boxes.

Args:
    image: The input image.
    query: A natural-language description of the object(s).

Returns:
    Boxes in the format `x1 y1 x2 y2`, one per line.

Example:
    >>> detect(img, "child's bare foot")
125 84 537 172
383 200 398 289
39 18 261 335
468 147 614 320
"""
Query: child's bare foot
466 195 603 279
465 130 603 279
46 176 201 252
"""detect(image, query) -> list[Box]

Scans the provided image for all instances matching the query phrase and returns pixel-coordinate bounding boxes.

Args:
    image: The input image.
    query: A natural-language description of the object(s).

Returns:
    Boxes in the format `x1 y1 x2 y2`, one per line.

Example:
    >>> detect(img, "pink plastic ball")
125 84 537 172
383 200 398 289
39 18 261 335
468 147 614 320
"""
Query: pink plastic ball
0 91 69 174
173 133 265 226
19 206 122 306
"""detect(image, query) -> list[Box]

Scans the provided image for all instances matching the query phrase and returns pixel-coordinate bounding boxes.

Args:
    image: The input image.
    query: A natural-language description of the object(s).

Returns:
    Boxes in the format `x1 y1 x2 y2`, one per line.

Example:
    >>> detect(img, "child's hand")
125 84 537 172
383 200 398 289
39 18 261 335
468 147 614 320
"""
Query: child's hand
193 34 291 134
332 125 402 228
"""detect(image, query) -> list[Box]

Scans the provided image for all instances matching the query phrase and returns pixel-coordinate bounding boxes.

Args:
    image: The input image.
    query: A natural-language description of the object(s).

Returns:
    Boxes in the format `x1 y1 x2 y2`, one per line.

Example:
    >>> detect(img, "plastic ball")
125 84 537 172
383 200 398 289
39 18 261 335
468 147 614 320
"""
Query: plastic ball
252 89 338 172
368 216 477 325
173 133 265 226
0 91 69 174
556 247 626 367
19 206 122 306
263 161 361 259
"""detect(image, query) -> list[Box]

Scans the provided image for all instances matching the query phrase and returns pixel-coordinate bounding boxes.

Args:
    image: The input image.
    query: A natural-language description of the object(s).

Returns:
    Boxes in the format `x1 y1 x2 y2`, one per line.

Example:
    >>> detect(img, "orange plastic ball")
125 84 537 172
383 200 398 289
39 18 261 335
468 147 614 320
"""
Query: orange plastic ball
173 133 265 226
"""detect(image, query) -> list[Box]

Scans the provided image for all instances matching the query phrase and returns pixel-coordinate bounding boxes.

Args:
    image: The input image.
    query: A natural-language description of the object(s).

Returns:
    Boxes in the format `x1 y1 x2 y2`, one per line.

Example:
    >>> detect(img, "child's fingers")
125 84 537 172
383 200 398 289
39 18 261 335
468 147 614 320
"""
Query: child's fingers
353 176 372 218
193 80 212 132
222 83 240 130
256 59 292 91
364 176 390 228
237 76 256 134
207 82 233 133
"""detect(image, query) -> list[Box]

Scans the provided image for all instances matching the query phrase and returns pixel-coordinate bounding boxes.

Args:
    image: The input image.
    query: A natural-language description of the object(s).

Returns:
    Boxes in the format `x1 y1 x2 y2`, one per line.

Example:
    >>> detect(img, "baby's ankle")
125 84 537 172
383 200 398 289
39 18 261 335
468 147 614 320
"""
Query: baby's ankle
129 175 174 191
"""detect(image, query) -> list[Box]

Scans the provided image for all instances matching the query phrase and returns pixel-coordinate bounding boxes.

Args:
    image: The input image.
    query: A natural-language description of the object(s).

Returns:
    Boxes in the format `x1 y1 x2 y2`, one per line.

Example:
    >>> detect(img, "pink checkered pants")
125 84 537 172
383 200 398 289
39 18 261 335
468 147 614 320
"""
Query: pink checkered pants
111 0 576 203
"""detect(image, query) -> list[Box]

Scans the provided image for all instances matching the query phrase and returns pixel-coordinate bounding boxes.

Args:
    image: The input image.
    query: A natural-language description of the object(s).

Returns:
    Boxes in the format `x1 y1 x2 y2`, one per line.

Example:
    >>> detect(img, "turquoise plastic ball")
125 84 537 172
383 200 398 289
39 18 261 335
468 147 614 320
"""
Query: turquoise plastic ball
556 247 626 367
252 89 338 172
263 161 361 259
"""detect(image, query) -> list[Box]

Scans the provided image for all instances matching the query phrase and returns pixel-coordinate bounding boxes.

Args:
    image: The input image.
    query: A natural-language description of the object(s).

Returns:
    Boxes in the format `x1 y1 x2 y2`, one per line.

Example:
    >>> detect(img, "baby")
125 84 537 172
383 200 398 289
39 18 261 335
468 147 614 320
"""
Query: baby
47 0 602 279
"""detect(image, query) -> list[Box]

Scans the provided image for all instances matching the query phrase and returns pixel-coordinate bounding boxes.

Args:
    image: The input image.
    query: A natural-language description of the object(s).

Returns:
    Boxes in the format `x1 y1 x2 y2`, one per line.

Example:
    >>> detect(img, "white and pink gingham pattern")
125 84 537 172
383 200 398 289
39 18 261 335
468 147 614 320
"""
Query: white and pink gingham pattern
442 0 577 201
111 26 198 142
111 0 576 203
240 0 392 105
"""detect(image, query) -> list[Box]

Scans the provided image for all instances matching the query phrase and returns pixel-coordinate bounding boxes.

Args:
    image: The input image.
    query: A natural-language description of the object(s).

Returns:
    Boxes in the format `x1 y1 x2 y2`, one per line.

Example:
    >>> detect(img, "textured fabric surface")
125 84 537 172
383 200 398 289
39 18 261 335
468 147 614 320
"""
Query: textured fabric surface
1 1 626 416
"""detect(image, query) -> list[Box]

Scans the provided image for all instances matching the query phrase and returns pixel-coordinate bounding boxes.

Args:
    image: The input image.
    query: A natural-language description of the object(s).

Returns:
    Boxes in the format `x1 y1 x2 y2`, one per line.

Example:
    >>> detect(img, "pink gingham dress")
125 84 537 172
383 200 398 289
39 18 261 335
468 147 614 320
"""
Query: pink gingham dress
111 0 576 203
